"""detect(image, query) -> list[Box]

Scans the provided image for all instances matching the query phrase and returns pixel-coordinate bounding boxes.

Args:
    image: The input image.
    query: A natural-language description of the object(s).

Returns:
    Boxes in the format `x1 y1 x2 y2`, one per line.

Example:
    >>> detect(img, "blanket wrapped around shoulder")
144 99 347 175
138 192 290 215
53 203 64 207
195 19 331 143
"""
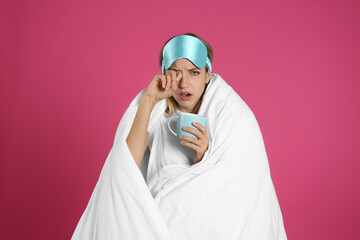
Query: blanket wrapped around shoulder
71 73 288 240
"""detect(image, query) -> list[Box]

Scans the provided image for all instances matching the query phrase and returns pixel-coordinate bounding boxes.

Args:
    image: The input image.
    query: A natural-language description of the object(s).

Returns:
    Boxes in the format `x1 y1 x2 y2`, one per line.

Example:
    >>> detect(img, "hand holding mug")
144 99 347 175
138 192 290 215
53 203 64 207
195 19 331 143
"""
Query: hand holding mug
168 112 209 164
180 122 209 164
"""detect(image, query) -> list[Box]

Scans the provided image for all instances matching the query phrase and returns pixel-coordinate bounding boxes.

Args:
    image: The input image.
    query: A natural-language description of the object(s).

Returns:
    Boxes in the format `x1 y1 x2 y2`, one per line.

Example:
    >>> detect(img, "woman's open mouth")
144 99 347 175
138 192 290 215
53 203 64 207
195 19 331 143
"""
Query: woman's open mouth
179 92 192 101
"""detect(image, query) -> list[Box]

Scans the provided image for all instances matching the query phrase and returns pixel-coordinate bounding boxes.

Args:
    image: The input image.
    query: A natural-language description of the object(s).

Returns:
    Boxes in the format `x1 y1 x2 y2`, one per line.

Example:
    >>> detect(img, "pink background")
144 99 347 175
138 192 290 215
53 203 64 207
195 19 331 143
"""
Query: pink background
1 0 359 239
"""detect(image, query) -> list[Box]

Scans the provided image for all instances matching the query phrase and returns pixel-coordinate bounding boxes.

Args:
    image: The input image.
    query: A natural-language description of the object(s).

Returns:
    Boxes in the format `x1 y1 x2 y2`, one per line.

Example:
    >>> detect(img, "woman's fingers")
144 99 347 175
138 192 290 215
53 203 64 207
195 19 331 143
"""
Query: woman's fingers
164 72 177 91
159 70 182 90
160 75 166 89
176 71 182 81
163 75 167 89
165 74 171 90
170 71 176 81
180 139 201 151
192 122 206 134
179 134 198 144
170 71 177 89
181 126 202 140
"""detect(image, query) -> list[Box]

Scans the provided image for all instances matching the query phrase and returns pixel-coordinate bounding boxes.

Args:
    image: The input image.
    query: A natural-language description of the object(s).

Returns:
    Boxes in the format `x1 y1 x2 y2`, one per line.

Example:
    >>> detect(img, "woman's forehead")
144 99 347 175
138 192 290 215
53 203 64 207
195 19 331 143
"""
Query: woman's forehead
171 58 196 68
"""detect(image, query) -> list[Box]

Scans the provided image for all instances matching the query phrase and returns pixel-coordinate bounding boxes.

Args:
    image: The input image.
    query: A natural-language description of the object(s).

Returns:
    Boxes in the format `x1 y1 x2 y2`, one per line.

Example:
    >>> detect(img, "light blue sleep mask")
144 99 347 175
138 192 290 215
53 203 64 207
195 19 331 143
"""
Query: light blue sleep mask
162 35 212 74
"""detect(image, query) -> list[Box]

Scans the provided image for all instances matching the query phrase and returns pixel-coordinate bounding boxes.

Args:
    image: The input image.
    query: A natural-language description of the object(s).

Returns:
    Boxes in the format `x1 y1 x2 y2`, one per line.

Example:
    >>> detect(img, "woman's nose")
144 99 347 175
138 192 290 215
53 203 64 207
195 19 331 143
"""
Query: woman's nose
177 72 189 88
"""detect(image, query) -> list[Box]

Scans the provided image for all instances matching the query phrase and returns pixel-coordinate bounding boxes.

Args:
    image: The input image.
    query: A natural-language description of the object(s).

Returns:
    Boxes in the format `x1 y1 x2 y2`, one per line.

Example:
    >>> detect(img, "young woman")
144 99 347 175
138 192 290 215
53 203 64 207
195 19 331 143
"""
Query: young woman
126 33 213 168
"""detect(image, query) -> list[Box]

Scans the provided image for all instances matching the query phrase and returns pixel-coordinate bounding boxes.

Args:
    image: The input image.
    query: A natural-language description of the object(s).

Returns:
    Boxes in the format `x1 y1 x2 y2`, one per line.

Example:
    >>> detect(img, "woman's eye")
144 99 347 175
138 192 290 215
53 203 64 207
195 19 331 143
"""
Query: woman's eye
192 71 200 75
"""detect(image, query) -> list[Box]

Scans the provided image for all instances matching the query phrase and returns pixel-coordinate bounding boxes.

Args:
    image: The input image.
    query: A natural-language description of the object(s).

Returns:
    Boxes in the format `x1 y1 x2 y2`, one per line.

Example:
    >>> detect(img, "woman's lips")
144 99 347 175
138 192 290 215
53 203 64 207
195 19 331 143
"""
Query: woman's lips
179 93 192 101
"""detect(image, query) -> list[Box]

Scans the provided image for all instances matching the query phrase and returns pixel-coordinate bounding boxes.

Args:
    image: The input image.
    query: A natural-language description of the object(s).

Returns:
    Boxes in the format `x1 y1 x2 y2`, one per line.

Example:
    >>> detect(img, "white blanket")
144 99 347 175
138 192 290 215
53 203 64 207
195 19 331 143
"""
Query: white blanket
71 73 288 240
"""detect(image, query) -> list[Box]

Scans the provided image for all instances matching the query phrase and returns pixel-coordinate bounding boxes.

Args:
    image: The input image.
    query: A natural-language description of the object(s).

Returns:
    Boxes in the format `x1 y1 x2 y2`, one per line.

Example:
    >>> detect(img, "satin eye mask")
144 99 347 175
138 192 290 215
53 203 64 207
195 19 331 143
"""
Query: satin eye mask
161 35 212 75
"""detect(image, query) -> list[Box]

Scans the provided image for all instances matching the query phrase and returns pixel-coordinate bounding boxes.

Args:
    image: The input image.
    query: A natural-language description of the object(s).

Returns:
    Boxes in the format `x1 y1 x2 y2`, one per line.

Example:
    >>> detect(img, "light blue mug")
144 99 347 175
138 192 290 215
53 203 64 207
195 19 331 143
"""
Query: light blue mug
168 112 207 142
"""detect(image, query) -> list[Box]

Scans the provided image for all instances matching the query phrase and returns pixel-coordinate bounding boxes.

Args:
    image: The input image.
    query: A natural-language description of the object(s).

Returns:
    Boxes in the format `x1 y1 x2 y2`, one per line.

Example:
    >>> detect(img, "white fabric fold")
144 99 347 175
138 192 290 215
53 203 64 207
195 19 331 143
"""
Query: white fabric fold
71 73 288 240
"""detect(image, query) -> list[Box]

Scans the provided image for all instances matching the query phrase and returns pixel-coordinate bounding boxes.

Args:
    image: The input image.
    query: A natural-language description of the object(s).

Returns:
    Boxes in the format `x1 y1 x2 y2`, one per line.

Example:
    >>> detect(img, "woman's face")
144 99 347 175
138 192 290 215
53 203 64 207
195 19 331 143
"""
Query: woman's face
165 58 211 113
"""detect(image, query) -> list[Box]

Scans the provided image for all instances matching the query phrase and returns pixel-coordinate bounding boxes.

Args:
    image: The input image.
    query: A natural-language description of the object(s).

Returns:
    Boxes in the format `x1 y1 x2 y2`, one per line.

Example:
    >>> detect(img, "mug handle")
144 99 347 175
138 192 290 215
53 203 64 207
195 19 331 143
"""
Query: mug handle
168 115 179 137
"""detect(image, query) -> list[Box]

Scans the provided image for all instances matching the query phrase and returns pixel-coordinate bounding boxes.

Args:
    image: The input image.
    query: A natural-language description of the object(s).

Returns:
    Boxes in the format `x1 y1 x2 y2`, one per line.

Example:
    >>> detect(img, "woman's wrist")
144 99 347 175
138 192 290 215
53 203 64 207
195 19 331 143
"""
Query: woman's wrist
142 93 158 109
